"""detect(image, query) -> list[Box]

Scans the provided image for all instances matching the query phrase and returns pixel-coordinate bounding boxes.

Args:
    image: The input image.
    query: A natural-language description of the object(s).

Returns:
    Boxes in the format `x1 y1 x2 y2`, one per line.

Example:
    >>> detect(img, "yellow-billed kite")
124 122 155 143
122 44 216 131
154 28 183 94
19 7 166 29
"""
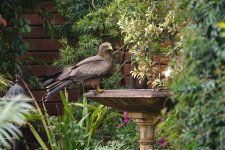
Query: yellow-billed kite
44 42 113 100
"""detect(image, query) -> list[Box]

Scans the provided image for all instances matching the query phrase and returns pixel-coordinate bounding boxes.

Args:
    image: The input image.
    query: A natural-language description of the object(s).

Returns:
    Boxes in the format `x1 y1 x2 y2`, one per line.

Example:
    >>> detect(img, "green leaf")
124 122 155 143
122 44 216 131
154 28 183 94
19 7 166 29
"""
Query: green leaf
28 123 48 150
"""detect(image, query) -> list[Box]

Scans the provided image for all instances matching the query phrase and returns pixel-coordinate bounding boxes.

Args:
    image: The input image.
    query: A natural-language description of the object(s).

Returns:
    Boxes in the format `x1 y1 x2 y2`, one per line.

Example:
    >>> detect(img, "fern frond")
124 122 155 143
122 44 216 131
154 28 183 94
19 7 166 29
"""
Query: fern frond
0 95 35 148
0 75 12 92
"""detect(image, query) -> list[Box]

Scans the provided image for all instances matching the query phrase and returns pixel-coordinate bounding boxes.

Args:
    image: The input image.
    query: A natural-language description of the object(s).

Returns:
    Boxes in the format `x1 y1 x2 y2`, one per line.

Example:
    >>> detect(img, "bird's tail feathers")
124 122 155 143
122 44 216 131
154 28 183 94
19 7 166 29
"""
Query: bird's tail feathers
45 80 74 101
43 71 62 87
46 80 61 89
43 78 55 87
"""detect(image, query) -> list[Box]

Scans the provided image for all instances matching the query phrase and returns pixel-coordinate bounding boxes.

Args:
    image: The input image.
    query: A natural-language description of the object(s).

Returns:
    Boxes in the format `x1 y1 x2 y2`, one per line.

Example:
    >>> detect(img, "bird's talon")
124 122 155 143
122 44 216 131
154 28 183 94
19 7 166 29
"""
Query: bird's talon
96 86 104 94
96 89 104 94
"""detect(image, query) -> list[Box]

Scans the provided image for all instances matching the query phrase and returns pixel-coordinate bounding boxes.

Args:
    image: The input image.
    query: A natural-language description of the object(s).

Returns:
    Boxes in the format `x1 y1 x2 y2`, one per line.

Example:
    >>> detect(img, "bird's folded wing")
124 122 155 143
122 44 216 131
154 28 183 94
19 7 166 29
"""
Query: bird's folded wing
56 56 104 80
75 55 104 67
70 60 110 81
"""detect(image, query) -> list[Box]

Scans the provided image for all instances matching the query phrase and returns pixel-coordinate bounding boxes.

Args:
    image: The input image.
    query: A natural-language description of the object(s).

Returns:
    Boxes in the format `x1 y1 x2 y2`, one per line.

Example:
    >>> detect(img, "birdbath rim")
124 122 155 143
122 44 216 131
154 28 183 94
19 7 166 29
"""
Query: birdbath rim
83 89 171 98
83 89 172 112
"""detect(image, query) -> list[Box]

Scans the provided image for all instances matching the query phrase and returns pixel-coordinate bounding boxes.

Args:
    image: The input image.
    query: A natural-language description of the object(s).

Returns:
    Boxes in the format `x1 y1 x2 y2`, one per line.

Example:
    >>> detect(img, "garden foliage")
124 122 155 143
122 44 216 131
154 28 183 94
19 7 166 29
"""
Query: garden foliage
54 0 184 89
3 0 225 149
30 91 139 150
0 0 32 75
0 74 12 92
55 0 119 63
117 0 184 82
55 0 127 89
0 0 53 85
0 95 35 148
0 76 35 148
161 1 225 149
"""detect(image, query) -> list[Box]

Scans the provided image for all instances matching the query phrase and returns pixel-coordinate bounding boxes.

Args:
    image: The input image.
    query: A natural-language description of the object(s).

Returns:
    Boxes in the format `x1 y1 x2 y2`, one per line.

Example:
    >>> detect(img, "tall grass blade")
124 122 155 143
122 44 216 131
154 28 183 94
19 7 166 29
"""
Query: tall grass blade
28 123 48 150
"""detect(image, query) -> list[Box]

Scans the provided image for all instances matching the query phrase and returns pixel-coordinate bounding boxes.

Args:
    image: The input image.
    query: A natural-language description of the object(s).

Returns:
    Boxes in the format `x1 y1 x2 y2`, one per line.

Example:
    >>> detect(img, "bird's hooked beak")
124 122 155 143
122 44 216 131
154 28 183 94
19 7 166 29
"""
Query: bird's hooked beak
107 45 113 51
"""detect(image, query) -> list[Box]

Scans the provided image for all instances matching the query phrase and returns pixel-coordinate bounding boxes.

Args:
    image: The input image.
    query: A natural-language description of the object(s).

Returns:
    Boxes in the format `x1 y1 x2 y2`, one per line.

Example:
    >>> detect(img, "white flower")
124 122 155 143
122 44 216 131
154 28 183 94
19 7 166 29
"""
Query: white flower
163 67 173 78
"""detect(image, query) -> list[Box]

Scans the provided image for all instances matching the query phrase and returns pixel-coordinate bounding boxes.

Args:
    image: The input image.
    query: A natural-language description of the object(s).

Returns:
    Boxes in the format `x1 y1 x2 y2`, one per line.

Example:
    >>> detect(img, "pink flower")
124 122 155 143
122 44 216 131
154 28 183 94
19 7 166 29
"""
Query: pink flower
158 138 167 147
123 112 129 123
118 123 123 128
160 117 165 122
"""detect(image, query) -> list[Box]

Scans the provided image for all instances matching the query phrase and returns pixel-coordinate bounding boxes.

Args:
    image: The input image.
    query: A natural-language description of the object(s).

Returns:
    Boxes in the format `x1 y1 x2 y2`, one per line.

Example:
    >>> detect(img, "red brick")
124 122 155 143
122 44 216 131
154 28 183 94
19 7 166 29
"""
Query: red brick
123 76 131 87
153 55 170 65
30 89 79 103
23 14 66 25
124 52 131 62
23 26 48 38
123 76 144 89
38 102 63 115
23 2 57 13
122 64 131 75
29 65 60 77
27 51 59 64
23 26 75 38
42 2 57 13
26 39 61 51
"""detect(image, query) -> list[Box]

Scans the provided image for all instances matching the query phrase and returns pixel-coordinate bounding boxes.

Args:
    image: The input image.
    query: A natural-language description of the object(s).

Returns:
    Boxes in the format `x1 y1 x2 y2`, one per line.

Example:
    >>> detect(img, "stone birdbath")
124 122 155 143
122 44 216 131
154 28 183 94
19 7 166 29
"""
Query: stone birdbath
84 89 171 150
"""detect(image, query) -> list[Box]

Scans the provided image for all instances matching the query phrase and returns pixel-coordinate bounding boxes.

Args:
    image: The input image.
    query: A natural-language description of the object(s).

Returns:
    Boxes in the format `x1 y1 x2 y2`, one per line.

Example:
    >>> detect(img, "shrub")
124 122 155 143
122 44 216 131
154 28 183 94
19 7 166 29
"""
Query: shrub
161 1 225 149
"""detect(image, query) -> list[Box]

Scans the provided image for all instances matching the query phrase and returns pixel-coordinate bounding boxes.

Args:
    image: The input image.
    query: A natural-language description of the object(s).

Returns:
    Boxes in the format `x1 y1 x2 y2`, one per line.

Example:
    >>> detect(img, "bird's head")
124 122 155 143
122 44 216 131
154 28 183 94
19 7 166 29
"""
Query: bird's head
98 42 113 57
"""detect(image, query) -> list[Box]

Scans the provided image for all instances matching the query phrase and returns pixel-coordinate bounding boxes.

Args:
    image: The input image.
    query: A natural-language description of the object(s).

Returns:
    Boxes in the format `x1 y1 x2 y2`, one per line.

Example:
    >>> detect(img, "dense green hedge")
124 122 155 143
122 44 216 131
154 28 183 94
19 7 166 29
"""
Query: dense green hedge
164 1 225 149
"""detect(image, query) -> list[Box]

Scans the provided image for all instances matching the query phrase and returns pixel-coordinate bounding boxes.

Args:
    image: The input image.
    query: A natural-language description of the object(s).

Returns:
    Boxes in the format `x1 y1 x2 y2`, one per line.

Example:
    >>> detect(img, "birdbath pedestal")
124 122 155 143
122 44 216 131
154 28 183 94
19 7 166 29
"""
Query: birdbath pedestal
84 89 171 150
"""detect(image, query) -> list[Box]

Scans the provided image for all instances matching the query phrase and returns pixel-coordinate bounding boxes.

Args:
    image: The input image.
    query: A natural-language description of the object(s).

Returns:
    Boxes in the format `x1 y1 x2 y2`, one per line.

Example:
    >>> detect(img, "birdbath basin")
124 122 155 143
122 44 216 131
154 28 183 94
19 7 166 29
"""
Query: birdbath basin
84 89 171 150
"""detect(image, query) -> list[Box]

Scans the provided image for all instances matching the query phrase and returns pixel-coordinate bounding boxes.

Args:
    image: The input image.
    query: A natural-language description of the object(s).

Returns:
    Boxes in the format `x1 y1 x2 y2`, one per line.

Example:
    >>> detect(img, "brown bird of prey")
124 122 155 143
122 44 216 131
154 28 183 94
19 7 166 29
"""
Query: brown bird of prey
43 42 113 100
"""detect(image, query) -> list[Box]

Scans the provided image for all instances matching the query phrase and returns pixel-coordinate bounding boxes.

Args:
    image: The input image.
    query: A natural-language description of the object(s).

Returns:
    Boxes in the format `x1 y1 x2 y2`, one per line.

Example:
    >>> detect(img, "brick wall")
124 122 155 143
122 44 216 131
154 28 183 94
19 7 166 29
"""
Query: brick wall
22 2 78 116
